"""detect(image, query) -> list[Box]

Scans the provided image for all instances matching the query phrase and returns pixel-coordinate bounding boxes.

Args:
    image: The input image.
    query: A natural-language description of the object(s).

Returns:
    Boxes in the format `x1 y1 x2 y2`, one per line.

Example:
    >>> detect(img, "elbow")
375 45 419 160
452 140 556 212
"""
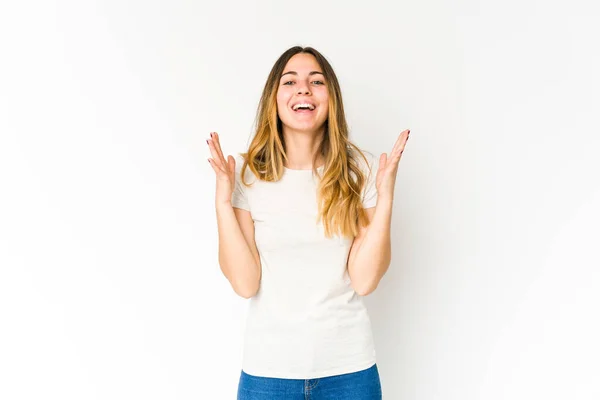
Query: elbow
352 269 388 296
348 256 390 297
348 266 380 296
351 275 378 296
219 259 261 299
235 285 259 299
232 278 260 299
355 282 378 297
353 262 390 296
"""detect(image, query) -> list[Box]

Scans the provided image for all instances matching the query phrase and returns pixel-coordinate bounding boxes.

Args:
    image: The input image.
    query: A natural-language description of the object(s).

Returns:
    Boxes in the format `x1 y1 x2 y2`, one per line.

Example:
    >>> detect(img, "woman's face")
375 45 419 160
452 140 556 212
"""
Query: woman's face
276 53 329 135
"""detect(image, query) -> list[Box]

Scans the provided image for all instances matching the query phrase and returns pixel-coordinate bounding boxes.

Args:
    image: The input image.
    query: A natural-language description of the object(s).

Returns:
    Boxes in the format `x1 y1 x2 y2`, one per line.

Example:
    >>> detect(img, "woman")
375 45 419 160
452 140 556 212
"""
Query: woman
207 46 410 399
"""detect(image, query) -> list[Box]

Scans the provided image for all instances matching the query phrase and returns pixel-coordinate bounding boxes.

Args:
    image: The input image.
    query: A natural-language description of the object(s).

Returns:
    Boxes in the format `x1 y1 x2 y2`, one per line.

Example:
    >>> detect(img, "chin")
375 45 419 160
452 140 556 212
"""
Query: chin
286 124 325 134
280 118 327 132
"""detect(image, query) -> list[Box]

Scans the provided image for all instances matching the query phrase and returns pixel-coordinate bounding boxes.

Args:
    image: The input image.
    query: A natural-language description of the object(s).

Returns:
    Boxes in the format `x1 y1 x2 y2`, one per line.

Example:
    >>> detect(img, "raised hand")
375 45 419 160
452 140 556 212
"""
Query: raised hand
375 129 410 201
206 131 236 205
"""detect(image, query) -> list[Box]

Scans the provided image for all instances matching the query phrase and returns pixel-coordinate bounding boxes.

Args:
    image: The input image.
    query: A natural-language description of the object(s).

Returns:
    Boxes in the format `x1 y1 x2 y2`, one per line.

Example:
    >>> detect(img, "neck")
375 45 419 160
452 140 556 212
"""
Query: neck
282 127 325 169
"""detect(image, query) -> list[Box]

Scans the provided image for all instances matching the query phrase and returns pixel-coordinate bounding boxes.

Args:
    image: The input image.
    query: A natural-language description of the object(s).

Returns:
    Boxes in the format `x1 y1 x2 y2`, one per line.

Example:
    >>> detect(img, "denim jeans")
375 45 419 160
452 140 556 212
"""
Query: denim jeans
237 363 382 399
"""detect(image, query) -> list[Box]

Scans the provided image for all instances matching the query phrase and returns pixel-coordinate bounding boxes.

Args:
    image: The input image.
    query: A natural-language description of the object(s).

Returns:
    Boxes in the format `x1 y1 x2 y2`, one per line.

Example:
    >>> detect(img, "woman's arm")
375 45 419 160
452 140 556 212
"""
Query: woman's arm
347 128 410 296
347 199 392 296
207 131 261 299
216 203 261 298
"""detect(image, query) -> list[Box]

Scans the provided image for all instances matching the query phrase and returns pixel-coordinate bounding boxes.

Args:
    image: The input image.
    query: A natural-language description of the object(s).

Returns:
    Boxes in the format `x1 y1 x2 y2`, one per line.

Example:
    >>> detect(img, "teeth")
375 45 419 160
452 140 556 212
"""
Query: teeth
293 103 315 111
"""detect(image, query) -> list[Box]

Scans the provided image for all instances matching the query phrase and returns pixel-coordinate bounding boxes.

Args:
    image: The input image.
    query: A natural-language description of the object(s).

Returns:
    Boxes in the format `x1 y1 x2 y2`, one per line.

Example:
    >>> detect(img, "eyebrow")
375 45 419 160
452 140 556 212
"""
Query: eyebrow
280 71 324 79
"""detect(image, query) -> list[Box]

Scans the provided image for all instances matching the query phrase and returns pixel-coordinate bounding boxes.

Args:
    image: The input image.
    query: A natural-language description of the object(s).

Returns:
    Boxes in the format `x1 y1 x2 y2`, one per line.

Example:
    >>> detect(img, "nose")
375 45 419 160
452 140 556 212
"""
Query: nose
296 81 311 95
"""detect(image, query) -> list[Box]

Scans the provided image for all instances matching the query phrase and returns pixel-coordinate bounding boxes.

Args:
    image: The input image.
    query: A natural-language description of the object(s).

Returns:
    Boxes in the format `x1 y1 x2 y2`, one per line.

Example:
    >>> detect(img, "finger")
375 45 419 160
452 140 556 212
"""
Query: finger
391 146 404 164
211 132 228 168
227 155 236 174
207 158 225 175
391 134 408 161
375 153 386 183
390 129 410 155
206 139 226 172
226 155 236 181
206 139 221 167
379 153 387 170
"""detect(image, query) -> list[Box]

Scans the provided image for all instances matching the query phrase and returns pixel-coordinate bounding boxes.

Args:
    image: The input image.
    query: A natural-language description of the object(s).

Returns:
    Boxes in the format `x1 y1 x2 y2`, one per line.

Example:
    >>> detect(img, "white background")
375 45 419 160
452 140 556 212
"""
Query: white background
1 1 599 399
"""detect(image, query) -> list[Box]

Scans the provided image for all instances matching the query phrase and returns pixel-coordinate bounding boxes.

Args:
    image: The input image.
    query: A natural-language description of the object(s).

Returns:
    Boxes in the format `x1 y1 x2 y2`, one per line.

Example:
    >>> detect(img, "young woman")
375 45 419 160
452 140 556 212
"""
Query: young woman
207 46 410 400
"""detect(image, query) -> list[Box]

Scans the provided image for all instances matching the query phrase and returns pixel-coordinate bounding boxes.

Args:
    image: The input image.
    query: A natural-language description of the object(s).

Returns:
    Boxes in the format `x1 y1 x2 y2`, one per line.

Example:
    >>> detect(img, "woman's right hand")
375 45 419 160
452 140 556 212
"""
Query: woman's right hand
206 131 236 206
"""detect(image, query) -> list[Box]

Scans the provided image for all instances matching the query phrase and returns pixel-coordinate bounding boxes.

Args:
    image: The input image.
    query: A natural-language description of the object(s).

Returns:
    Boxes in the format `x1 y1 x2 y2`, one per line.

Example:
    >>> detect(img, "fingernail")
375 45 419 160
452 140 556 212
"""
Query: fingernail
206 139 210 145
210 132 213 138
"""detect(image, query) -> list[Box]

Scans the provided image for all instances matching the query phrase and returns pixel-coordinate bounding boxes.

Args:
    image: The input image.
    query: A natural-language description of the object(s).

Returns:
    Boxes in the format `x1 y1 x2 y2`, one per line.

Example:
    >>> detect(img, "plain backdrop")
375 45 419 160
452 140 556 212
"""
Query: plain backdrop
1 1 599 399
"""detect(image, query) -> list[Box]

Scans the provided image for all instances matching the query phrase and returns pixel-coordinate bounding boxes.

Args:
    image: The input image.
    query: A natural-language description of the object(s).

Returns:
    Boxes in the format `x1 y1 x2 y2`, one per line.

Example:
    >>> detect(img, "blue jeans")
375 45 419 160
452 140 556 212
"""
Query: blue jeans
237 363 382 399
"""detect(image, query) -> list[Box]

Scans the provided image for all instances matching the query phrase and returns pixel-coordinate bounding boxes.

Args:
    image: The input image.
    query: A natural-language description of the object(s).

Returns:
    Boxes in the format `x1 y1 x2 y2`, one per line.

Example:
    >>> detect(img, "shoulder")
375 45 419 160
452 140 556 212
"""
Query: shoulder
234 153 258 184
233 153 247 171
354 149 379 207
352 149 379 176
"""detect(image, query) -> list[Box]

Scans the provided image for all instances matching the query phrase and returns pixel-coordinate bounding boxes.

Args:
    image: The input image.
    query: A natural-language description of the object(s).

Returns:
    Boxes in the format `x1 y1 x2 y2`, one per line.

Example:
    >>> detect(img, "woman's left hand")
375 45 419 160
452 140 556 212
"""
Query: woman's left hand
375 129 411 201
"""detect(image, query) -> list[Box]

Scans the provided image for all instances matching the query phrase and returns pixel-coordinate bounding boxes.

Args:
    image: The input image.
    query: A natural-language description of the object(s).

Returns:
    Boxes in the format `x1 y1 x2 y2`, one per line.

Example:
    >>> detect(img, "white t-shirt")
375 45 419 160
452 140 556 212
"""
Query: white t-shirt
230 151 379 379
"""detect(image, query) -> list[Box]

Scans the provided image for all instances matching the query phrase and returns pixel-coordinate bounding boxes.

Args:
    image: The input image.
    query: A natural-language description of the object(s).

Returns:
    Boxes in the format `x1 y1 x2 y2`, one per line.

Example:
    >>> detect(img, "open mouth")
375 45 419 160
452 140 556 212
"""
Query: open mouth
291 103 316 113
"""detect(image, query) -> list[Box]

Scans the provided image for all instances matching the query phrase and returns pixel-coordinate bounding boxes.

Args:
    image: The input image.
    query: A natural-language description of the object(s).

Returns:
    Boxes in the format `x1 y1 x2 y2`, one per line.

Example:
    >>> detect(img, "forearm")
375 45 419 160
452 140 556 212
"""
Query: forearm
216 202 260 298
349 197 393 295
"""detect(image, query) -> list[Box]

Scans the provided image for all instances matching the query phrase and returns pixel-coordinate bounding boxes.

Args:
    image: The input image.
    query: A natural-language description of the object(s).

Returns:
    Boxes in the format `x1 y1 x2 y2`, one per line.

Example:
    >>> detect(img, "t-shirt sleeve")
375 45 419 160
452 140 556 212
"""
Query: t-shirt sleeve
230 155 251 211
362 152 379 209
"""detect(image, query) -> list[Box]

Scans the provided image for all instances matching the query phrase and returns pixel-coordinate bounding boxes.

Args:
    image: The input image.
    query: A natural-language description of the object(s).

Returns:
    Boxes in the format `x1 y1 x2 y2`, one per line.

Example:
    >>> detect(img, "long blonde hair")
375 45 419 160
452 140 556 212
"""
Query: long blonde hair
239 46 376 239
